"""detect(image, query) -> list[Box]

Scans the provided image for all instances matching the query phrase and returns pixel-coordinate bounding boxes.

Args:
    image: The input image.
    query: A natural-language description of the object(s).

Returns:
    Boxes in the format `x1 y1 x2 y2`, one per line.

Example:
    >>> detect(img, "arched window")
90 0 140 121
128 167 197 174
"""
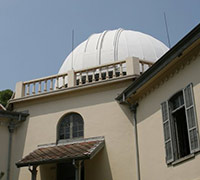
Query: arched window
58 113 84 140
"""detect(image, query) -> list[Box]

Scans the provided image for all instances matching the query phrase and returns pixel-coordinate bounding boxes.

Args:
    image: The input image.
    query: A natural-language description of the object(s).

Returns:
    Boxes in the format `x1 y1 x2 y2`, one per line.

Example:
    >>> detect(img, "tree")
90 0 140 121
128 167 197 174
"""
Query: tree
0 89 13 107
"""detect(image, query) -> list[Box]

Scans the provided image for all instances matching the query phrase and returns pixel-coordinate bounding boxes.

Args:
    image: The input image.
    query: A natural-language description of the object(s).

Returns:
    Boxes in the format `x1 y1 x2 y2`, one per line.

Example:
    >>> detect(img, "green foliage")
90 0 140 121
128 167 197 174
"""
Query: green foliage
0 89 13 107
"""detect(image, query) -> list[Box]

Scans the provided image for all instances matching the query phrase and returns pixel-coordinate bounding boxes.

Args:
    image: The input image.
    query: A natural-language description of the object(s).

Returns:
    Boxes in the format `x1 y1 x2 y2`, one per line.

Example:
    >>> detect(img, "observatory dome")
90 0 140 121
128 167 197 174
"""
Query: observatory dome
59 29 169 73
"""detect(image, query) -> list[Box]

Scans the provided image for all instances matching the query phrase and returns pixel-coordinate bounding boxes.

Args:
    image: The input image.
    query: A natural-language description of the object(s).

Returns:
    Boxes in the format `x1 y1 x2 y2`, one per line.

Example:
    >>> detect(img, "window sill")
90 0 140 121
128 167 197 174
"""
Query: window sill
57 137 84 144
172 153 195 166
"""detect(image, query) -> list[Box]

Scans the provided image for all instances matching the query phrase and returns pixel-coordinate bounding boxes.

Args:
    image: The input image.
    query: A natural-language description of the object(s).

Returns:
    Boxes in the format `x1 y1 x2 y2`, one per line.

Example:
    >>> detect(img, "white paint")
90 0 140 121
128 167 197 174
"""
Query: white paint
58 29 169 74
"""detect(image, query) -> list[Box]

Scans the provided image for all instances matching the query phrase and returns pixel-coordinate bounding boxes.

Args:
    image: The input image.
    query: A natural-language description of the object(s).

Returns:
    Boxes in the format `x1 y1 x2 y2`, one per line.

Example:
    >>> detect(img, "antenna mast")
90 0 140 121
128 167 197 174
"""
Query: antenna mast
164 12 171 48
71 29 74 69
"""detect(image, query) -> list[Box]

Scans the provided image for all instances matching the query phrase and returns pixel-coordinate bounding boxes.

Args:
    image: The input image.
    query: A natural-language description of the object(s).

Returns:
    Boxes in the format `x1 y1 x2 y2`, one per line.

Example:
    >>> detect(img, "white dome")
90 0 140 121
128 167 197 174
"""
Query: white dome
59 29 169 73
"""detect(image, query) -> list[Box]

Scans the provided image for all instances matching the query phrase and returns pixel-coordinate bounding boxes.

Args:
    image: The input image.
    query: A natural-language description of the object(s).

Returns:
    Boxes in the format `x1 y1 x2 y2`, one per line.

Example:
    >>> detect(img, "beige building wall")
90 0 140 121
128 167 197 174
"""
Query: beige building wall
136 53 200 180
11 80 136 180
0 123 9 179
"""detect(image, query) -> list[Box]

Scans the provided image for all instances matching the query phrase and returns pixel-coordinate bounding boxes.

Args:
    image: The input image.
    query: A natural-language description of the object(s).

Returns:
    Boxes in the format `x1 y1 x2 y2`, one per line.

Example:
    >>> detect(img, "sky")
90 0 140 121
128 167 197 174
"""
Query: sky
0 0 199 91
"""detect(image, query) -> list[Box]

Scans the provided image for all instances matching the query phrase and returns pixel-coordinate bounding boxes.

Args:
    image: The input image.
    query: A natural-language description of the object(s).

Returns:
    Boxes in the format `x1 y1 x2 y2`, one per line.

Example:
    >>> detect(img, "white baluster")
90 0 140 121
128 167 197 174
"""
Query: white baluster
26 84 30 96
32 83 35 94
142 63 144 73
99 68 102 80
62 76 65 88
56 77 59 89
79 73 82 85
92 70 95 82
50 79 53 91
106 67 109 79
38 81 41 93
120 63 123 76
44 80 47 92
113 65 116 78
86 71 89 83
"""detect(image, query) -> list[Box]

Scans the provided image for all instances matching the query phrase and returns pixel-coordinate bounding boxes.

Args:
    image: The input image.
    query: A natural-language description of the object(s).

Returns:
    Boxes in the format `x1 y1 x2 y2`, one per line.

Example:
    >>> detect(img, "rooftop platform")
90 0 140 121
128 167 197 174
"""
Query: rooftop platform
11 57 153 103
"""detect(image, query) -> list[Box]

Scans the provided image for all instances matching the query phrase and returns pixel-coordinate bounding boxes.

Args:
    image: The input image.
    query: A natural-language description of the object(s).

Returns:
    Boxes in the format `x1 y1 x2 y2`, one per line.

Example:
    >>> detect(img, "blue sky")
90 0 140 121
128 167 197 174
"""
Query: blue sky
0 0 199 90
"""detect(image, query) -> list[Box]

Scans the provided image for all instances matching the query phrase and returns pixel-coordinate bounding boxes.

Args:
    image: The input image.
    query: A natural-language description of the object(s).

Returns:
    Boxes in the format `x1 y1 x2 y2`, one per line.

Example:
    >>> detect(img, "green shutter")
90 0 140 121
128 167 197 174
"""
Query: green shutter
183 84 199 153
161 101 174 163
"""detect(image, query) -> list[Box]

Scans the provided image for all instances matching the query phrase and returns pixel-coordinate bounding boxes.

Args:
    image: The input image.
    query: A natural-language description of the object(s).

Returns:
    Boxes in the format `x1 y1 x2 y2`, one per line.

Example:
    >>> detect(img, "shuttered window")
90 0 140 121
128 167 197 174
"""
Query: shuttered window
161 101 174 163
183 84 199 153
161 83 199 163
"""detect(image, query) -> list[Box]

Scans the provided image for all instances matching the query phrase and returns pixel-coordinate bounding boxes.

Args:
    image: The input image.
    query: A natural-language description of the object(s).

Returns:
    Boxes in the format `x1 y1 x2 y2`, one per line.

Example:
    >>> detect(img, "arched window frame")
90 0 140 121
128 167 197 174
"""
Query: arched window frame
57 112 84 141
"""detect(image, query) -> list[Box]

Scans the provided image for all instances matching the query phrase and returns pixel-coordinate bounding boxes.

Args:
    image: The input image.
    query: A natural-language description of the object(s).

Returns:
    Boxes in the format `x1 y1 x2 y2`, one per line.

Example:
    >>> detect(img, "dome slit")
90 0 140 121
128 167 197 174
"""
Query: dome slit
58 29 169 76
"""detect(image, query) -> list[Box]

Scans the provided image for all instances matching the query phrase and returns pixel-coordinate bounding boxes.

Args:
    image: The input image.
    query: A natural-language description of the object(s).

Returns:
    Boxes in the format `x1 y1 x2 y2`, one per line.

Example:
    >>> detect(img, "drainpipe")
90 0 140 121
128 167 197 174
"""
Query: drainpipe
130 103 141 180
73 159 81 180
6 114 23 180
29 166 38 180
6 122 15 180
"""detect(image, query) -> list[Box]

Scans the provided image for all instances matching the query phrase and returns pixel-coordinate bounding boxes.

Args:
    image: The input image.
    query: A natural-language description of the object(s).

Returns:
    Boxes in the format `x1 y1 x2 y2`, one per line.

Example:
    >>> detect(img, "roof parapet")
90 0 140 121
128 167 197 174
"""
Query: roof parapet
13 58 153 100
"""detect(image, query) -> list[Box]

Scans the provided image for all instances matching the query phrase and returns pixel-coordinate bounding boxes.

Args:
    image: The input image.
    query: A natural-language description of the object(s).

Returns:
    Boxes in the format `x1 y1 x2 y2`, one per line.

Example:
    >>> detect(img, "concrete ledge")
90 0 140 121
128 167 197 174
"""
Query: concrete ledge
9 75 138 104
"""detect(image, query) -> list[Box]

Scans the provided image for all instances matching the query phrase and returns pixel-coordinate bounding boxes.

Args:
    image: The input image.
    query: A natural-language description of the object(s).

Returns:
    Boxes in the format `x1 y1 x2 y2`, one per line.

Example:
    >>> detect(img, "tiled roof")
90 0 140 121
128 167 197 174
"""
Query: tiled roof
16 136 105 167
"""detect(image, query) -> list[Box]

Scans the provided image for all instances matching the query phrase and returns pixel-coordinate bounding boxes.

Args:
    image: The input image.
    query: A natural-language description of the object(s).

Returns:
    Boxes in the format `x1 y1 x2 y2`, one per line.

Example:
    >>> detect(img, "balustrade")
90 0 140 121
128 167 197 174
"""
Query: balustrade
23 72 68 96
139 60 153 73
14 58 153 98
75 60 126 85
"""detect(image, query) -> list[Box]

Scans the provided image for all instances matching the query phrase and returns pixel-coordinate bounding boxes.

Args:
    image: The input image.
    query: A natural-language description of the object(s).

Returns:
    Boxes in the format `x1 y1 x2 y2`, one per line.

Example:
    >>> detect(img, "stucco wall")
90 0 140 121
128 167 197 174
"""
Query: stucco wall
137 53 200 180
0 123 9 180
11 80 136 180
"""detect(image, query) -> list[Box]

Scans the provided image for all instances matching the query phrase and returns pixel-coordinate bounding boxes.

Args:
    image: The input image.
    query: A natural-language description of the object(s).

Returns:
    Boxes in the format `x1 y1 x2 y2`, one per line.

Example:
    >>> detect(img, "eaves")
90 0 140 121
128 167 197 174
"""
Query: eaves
116 23 200 103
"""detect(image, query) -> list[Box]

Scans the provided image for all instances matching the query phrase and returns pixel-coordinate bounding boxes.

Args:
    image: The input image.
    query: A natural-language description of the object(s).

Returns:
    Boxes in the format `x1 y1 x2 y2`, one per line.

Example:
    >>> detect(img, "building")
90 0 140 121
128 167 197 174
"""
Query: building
0 25 199 180
116 24 200 180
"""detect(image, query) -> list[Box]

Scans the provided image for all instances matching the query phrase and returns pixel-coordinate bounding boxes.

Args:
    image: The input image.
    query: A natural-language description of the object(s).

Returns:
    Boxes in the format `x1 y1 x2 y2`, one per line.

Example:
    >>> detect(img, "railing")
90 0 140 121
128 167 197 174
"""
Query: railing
15 58 154 98
140 60 153 73
75 60 126 85
24 72 68 96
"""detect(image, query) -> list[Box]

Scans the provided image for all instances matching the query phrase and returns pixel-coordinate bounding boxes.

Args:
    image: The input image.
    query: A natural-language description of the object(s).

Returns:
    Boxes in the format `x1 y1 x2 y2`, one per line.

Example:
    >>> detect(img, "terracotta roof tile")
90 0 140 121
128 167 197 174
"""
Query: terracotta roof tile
16 136 104 167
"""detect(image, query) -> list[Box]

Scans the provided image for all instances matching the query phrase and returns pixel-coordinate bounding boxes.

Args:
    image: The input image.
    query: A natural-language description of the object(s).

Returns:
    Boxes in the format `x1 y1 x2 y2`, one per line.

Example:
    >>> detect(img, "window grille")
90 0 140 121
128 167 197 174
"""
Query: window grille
58 113 84 140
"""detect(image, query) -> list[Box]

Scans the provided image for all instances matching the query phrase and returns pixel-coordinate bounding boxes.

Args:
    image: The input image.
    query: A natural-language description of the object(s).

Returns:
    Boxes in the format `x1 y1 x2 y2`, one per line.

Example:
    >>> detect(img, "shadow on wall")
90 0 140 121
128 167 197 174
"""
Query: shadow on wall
0 172 4 179
12 117 29 179
17 81 131 118
85 146 113 180
136 53 200 124
40 163 57 180
118 103 133 126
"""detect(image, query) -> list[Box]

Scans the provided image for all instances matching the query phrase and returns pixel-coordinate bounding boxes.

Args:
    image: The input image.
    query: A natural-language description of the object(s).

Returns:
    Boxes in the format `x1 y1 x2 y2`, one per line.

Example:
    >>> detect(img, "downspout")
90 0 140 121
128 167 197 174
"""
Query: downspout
29 165 38 180
73 159 82 180
7 122 15 180
6 114 22 180
130 103 141 180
